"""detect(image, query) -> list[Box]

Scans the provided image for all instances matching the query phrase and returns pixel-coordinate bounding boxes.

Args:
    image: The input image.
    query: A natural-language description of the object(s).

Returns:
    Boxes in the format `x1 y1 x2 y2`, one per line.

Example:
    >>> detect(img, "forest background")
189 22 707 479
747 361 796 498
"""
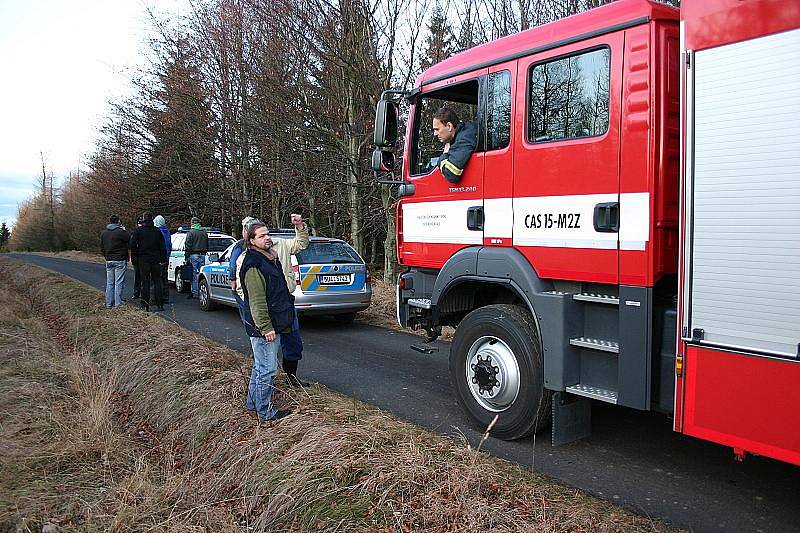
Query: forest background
8 0 678 282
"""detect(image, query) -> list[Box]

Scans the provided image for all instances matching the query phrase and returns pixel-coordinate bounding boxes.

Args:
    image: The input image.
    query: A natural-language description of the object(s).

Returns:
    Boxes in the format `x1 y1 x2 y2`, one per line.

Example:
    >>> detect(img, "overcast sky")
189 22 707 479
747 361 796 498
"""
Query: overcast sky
0 0 186 229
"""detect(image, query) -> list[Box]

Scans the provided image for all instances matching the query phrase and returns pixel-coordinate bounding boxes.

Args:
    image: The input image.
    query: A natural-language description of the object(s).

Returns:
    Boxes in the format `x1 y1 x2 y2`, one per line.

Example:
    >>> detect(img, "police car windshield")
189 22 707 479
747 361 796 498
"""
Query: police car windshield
295 242 361 265
209 237 234 252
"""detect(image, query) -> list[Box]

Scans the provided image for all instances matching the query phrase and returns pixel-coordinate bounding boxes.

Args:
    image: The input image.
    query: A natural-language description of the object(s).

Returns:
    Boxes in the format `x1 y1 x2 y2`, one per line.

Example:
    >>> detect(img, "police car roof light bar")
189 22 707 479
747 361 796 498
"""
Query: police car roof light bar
177 226 222 233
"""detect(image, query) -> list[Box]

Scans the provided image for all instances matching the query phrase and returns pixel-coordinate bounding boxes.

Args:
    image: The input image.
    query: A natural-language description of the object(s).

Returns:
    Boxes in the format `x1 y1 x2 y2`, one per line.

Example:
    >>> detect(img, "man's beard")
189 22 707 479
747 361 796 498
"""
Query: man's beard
259 242 277 260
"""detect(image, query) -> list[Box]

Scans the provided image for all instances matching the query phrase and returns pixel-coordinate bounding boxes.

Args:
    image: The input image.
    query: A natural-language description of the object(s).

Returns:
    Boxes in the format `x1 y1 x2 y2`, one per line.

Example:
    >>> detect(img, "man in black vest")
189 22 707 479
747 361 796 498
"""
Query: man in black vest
239 222 294 422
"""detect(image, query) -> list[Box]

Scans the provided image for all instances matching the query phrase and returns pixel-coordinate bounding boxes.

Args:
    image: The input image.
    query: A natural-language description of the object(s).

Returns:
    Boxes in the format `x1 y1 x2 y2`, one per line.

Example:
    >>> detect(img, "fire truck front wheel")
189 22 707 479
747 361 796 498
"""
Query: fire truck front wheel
449 303 551 440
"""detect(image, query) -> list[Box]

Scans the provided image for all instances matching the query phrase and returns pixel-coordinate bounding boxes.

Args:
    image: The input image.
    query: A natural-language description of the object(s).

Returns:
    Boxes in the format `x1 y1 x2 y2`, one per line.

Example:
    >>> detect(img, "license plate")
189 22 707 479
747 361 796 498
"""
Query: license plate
320 274 350 285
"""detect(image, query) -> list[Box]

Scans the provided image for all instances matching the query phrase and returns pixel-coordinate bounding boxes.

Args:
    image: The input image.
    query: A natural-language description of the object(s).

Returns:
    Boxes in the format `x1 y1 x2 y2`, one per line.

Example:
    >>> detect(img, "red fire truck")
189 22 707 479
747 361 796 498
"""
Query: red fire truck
372 0 800 465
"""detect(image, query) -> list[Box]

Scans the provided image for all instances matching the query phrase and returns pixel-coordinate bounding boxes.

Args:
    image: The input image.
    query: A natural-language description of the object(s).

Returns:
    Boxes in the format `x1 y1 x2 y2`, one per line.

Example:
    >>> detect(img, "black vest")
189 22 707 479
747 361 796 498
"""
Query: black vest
239 250 294 337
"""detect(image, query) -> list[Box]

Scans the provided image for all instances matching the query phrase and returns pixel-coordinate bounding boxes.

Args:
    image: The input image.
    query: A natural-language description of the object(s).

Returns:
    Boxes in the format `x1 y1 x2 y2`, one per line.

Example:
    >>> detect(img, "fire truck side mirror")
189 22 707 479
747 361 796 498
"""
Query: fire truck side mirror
371 147 395 172
374 99 398 148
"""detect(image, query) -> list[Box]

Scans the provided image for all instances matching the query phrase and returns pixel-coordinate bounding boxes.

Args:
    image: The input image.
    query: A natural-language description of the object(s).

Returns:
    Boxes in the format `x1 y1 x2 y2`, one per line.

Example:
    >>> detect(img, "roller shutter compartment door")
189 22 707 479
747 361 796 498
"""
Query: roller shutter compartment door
688 28 800 358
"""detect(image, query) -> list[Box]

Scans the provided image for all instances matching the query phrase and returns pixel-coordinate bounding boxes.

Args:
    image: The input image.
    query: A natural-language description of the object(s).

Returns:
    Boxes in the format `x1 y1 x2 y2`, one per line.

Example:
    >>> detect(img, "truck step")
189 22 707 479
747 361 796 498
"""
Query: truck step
408 298 432 309
566 384 618 404
572 292 619 305
410 343 438 354
569 337 620 353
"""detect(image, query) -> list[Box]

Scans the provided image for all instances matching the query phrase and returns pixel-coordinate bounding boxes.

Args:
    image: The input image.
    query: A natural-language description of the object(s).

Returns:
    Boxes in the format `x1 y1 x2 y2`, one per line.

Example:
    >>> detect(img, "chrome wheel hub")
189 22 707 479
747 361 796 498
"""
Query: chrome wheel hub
465 336 520 412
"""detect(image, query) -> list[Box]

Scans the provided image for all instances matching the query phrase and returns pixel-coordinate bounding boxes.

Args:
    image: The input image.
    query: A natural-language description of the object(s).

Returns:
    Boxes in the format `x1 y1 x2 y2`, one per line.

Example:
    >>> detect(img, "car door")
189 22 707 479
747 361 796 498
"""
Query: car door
168 234 185 282
205 244 236 305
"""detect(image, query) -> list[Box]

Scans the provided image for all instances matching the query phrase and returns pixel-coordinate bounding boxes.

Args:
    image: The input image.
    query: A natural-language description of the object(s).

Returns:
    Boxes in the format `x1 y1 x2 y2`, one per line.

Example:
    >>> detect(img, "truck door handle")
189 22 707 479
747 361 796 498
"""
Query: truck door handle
467 206 484 231
593 202 620 233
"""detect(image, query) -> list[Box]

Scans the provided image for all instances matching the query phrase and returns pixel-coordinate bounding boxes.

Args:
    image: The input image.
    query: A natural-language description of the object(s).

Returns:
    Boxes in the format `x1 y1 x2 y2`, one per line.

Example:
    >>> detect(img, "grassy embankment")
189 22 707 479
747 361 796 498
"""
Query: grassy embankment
0 258 675 531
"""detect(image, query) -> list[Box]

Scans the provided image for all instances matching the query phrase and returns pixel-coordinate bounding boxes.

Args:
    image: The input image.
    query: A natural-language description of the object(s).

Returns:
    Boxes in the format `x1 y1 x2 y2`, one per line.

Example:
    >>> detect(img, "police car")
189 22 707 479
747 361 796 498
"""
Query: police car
197 232 372 323
166 227 236 293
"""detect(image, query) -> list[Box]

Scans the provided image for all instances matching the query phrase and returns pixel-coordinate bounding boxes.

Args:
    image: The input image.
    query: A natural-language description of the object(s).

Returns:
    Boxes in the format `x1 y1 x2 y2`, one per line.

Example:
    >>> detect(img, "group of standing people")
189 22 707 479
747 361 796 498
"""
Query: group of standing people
100 212 170 311
100 210 309 423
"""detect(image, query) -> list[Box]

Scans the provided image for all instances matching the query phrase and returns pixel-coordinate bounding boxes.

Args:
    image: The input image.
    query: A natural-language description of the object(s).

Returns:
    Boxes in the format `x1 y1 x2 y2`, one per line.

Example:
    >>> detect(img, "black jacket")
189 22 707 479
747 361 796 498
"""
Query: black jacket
184 228 209 259
100 224 130 261
438 121 478 183
130 221 167 264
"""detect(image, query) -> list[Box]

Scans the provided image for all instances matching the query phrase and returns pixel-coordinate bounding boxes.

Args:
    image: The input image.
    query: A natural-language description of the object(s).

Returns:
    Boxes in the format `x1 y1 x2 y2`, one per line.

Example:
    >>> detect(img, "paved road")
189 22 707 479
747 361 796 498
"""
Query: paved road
8 254 800 532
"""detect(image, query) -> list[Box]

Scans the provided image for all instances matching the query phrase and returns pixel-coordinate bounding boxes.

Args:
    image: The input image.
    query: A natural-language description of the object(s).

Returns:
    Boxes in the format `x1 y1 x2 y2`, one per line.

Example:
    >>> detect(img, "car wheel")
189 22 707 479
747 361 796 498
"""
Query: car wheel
449 304 552 440
175 268 187 293
199 278 217 311
333 312 357 325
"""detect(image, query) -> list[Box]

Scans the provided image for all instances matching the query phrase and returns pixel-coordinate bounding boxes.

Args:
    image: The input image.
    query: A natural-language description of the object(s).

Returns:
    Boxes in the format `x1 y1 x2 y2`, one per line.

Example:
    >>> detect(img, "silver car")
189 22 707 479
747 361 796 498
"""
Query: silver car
197 234 372 323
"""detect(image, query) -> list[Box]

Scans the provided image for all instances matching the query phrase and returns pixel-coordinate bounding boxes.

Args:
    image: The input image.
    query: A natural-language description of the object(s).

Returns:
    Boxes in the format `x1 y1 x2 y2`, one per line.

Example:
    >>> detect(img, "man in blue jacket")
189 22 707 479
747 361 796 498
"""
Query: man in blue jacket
432 107 478 183
229 216 258 322
153 215 171 304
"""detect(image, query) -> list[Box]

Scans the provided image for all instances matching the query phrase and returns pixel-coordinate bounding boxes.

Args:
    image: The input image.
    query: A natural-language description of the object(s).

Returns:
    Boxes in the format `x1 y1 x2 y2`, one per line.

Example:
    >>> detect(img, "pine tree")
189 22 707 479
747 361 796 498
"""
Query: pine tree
140 38 217 222
420 2 455 71
0 222 10 250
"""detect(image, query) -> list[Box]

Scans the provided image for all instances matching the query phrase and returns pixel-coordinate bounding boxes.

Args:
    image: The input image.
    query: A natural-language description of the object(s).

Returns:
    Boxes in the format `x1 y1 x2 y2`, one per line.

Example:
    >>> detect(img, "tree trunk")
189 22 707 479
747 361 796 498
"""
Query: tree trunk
346 87 363 254
382 184 397 284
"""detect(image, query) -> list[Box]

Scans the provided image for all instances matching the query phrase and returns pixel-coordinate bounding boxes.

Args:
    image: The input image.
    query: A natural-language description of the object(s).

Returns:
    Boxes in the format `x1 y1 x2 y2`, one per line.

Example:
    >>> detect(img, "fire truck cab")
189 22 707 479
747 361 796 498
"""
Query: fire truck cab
373 0 800 465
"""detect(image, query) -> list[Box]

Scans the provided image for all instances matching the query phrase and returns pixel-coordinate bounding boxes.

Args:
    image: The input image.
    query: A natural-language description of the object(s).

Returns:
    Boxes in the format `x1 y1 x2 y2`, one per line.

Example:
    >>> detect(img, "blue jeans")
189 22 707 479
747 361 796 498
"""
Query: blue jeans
247 335 281 420
188 254 206 296
105 260 127 307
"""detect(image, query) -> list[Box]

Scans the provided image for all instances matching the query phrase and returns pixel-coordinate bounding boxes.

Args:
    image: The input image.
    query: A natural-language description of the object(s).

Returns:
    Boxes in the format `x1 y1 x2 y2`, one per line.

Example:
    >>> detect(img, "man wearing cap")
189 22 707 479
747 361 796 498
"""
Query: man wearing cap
184 216 209 299
233 214 310 387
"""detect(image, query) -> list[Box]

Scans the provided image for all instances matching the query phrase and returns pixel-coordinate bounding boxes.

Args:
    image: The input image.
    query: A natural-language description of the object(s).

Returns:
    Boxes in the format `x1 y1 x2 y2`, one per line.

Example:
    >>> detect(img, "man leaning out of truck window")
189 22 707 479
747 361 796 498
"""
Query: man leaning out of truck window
432 106 478 183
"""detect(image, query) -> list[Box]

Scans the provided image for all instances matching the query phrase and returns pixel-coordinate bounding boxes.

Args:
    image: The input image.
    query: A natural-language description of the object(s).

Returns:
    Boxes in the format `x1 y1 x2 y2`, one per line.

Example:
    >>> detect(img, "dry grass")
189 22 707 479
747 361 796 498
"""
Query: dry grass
0 257 678 531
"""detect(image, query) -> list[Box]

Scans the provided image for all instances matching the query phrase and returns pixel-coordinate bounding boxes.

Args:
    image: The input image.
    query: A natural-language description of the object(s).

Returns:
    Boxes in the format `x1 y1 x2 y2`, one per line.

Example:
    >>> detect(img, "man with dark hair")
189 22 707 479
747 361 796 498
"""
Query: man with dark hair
100 214 130 308
130 212 167 312
184 216 209 299
432 106 478 183
233 214 310 387
239 222 294 421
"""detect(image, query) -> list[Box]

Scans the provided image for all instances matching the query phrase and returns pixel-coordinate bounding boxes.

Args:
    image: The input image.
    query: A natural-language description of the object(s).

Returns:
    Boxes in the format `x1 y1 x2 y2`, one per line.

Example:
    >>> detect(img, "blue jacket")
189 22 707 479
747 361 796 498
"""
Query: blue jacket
228 239 246 281
158 226 171 257
438 121 478 183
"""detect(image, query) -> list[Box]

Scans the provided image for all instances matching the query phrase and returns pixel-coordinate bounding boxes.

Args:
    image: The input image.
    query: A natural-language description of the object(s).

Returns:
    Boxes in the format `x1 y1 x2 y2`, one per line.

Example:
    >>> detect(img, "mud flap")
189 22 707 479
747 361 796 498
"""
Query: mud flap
551 391 591 446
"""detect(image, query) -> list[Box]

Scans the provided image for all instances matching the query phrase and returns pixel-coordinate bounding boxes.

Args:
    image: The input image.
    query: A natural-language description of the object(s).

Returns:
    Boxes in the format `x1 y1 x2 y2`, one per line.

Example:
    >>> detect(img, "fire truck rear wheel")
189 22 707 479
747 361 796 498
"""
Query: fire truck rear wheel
449 303 551 440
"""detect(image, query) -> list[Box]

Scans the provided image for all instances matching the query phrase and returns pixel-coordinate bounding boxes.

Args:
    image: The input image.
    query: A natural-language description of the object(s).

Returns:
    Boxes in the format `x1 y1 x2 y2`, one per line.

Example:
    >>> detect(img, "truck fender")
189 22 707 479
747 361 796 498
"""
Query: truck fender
431 246 552 312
